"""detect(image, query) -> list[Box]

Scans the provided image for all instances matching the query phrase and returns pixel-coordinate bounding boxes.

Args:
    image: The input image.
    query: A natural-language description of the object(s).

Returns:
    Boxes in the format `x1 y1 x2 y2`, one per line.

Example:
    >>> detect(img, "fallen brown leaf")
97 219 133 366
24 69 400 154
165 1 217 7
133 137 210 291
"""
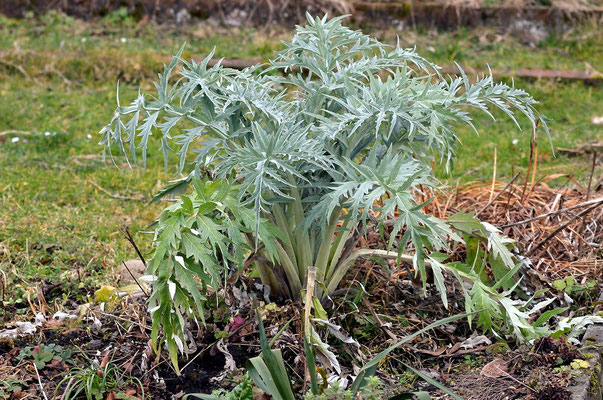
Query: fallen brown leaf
480 359 509 378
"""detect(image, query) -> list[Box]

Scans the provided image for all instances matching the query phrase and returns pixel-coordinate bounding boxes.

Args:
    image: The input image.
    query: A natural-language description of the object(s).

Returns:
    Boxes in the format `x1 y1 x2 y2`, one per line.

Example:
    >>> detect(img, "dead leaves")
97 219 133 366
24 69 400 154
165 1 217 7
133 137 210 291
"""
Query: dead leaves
480 359 509 378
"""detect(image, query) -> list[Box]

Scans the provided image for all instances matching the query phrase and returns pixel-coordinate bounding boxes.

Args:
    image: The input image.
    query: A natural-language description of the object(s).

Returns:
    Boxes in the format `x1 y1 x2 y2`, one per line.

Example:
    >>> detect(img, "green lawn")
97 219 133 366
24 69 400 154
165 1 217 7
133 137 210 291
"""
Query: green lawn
0 11 601 318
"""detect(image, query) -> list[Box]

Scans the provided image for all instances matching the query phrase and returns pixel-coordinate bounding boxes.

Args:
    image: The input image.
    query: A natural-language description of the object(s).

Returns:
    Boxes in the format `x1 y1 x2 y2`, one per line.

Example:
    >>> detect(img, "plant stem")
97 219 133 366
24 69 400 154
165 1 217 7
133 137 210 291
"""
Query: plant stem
275 241 303 299
314 207 342 282
326 249 420 295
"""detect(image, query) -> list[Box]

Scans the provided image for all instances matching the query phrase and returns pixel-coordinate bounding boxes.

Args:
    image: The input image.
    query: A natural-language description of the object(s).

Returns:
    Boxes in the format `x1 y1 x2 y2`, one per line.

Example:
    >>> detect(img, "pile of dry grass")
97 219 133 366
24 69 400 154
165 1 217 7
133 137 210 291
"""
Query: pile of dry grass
424 174 602 280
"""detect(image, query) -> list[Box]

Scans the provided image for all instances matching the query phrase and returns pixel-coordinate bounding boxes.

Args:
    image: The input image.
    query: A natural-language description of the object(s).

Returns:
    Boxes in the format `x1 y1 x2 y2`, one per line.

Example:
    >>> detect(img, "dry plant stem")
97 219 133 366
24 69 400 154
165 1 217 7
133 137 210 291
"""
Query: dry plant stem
304 267 317 340
120 226 147 265
476 172 521 217
361 296 398 341
60 378 74 400
303 267 317 389
181 344 211 373
33 362 49 400
527 138 538 200
520 136 536 204
0 59 35 82
0 268 6 303
501 196 603 228
86 179 144 201
586 151 597 201
526 202 601 257
489 144 497 203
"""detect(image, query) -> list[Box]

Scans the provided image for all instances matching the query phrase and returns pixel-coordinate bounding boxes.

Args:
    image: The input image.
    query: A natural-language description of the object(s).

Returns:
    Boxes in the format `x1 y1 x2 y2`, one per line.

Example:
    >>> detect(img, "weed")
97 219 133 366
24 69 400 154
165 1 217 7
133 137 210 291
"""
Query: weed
16 343 73 369
553 276 597 300
55 351 144 400
0 378 25 400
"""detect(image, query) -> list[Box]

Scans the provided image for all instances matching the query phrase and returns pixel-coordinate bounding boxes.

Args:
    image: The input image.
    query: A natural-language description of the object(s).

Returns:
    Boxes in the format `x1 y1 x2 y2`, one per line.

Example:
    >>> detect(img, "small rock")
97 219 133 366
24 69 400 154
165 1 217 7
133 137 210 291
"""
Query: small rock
116 259 146 283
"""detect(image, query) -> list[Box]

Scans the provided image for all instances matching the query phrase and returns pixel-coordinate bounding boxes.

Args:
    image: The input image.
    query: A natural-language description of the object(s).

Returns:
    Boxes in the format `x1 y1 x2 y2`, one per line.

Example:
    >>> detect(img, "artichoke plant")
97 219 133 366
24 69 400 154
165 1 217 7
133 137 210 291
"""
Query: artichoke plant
101 15 549 370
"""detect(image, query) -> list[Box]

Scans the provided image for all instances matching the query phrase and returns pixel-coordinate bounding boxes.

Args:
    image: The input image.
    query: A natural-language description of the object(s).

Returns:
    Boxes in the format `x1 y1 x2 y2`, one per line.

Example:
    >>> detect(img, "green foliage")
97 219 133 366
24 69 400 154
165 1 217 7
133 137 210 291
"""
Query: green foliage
55 351 144 400
0 378 25 400
146 178 282 373
553 276 596 298
250 309 468 399
16 343 73 369
184 373 254 400
305 377 386 400
102 14 553 369
247 311 296 400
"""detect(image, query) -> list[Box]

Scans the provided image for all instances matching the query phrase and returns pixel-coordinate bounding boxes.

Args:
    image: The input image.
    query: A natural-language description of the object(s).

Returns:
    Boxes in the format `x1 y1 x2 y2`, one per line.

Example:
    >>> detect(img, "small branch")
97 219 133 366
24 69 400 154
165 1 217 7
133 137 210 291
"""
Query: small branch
476 172 520 217
0 59 36 83
120 226 147 265
87 179 145 201
304 266 317 340
362 296 398 341
586 151 597 201
59 378 74 400
500 197 603 228
525 202 601 257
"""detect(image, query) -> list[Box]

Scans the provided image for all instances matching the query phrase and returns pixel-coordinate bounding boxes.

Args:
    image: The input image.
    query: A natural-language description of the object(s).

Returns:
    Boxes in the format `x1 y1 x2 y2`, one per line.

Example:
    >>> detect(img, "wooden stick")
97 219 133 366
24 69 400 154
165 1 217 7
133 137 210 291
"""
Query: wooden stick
303 267 317 341
121 261 149 297
488 145 497 204
526 137 539 201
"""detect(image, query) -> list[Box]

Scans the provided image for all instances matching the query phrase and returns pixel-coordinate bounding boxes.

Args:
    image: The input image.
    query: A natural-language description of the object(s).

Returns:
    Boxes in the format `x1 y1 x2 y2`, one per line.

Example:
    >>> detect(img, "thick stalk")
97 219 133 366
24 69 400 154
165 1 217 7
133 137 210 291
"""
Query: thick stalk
244 232 280 296
324 216 355 283
255 259 280 296
275 241 303 299
272 203 299 275
289 182 312 284
325 249 420 296
314 207 342 282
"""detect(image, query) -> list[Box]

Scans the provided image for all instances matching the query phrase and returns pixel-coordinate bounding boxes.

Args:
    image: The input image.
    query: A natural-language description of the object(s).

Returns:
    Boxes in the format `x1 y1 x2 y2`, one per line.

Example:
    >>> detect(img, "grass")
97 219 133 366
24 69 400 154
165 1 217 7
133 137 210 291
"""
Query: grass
0 11 601 319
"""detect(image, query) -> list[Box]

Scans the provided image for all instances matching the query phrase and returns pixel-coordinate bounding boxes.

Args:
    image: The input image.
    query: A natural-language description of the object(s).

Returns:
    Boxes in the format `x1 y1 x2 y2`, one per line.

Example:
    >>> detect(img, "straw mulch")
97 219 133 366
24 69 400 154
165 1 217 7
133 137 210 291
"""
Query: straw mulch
424 175 602 281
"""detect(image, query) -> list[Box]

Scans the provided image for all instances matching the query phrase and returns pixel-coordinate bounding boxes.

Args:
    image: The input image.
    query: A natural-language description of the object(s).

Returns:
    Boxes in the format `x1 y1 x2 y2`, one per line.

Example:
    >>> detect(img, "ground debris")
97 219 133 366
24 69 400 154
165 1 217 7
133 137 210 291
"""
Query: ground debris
426 177 602 281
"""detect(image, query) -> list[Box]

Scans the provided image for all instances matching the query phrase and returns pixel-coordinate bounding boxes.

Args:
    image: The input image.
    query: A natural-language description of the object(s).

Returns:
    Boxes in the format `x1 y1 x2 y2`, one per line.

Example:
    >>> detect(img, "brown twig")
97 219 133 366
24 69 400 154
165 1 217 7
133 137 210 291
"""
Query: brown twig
586 151 597 201
526 202 601 257
0 59 37 83
33 362 49 400
527 137 539 201
501 197 603 228
476 172 520 217
87 179 145 201
520 137 536 204
120 226 147 266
